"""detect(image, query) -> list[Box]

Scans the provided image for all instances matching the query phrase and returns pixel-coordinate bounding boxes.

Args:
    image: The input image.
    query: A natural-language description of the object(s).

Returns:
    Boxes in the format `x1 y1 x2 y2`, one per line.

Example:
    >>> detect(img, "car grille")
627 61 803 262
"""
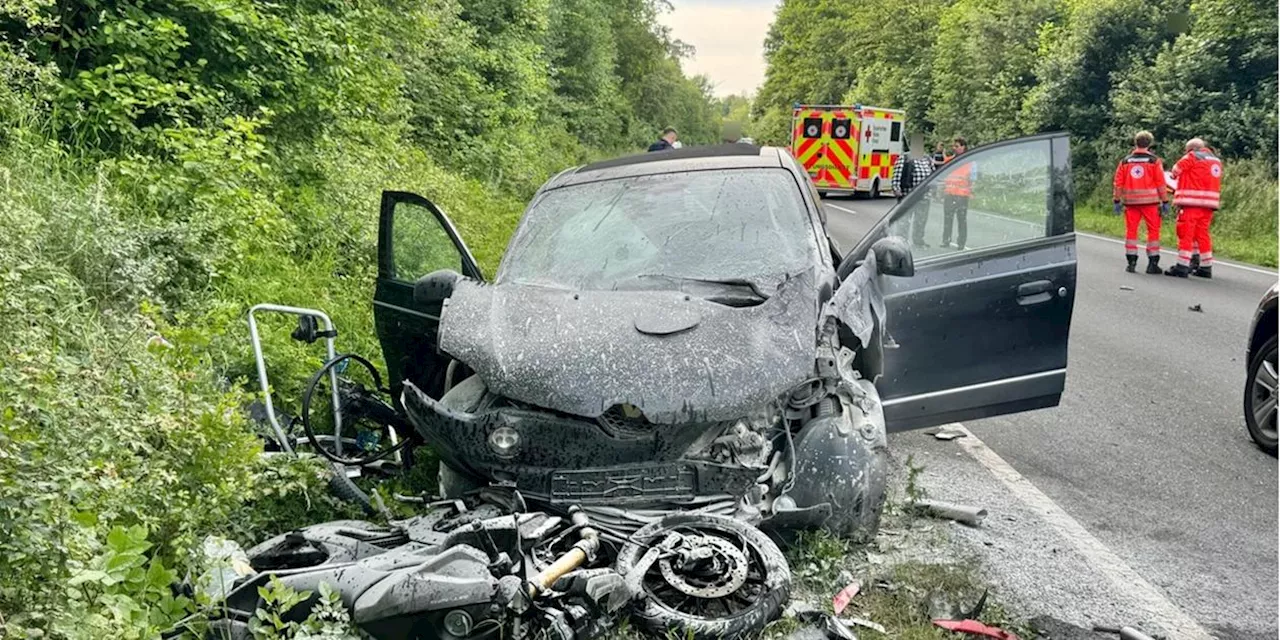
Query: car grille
596 404 653 437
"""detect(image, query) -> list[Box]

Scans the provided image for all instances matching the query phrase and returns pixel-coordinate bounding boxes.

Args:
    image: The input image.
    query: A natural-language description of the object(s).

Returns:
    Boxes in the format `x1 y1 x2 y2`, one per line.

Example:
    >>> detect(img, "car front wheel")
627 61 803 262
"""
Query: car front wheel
1245 335 1278 454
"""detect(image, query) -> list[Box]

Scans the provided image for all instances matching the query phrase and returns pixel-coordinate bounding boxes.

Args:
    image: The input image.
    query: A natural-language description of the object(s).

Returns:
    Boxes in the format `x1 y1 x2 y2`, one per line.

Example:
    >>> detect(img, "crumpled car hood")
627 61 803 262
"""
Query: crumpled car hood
438 271 821 424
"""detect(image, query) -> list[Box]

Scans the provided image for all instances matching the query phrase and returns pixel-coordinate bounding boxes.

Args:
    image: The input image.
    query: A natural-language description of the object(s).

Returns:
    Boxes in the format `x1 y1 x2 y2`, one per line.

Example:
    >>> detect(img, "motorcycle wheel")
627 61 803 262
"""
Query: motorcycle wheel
614 513 790 640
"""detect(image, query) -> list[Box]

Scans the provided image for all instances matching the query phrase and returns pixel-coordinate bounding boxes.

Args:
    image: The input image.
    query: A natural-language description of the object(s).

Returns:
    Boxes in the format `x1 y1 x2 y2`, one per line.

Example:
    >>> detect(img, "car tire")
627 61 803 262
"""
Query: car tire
870 177 881 199
437 375 488 497
1244 335 1278 454
615 513 790 640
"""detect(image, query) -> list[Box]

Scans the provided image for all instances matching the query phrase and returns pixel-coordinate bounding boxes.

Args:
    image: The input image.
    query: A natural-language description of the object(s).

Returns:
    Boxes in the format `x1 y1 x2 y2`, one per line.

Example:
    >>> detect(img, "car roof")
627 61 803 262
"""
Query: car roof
544 144 790 189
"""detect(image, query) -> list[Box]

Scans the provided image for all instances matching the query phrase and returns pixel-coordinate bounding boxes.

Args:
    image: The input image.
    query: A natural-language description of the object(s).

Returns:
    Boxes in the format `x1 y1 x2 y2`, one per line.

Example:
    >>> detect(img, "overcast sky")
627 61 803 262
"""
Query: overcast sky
659 0 780 98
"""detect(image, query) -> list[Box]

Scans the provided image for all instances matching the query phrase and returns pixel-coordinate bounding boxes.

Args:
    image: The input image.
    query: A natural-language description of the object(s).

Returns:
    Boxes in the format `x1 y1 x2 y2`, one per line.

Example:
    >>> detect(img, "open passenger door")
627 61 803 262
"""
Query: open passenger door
374 191 483 403
849 133 1077 431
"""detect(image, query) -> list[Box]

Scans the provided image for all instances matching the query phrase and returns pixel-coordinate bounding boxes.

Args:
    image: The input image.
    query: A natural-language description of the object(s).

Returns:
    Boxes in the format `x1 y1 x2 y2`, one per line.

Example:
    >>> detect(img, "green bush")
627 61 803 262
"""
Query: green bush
0 1 728 636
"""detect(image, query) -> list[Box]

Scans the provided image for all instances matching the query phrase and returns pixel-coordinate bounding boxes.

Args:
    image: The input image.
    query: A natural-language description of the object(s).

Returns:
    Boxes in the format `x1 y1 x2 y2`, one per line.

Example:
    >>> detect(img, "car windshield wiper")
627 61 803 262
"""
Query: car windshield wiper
629 274 772 306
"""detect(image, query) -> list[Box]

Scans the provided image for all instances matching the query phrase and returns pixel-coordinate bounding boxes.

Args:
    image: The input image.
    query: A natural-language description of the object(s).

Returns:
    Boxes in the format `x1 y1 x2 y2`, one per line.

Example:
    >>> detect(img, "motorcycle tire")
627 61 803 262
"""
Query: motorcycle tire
326 460 375 515
614 513 790 640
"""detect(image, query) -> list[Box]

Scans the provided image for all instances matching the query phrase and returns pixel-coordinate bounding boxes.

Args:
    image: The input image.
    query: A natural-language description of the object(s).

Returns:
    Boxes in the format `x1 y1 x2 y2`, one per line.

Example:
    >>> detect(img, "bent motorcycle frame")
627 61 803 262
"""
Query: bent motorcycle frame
247 303 401 466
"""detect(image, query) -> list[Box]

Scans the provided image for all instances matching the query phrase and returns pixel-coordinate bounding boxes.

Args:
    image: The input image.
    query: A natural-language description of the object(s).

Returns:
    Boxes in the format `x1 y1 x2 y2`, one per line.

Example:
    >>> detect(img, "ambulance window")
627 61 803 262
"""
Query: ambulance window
803 118 823 139
832 118 852 140
890 122 902 142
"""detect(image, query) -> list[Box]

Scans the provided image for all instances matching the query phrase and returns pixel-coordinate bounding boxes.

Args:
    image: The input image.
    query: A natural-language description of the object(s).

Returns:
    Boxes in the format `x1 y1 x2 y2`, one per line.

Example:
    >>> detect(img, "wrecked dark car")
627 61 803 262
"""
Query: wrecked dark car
207 136 1078 639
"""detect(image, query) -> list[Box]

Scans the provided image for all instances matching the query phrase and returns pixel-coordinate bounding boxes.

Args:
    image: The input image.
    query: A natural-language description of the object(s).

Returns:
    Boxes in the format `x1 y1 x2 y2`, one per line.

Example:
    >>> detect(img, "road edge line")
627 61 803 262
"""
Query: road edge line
951 423 1215 640
1076 232 1275 276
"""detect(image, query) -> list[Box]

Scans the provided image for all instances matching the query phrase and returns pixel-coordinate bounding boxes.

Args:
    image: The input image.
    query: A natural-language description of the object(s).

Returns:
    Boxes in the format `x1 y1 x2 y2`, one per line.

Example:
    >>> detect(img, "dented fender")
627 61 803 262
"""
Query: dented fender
776 378 889 541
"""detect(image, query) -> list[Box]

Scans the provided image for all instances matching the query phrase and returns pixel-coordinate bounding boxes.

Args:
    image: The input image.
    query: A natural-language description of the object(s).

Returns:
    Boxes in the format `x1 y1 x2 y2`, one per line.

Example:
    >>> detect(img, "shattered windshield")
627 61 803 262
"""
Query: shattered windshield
497 169 818 294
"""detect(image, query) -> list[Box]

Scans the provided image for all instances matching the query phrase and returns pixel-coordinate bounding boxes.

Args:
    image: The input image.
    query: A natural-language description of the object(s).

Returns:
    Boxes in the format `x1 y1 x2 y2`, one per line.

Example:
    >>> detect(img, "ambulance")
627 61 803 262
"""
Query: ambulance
789 104 906 197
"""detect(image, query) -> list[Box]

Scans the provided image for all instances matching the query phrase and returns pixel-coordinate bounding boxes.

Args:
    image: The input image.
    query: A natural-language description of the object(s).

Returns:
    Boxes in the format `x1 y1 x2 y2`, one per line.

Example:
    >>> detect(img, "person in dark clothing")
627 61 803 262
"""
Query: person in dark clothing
648 127 678 152
892 140 935 248
931 142 946 167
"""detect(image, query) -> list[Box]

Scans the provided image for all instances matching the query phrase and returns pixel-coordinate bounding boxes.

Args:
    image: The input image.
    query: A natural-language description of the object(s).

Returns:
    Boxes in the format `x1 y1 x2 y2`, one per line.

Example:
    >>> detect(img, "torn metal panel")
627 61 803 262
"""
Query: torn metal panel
827 250 886 349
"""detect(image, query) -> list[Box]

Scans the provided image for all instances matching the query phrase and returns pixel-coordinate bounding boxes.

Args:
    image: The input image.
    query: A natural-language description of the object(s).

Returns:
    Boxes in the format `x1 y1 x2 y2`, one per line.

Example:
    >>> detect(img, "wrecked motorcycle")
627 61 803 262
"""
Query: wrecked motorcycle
198 498 790 640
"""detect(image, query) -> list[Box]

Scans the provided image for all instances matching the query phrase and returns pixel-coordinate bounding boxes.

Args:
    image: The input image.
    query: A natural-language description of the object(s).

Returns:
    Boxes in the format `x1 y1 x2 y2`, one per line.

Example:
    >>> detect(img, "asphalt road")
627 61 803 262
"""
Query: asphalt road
822 196 1279 638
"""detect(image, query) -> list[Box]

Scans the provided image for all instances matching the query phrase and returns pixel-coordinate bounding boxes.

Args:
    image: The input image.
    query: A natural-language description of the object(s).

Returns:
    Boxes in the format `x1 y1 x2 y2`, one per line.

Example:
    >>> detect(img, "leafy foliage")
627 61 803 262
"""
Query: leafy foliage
754 0 1276 263
0 0 724 637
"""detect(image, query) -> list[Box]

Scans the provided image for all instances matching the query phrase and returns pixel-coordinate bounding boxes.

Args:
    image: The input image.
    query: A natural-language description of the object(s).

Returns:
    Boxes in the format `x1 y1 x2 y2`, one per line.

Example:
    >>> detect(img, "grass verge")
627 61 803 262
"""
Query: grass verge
1076 207 1277 268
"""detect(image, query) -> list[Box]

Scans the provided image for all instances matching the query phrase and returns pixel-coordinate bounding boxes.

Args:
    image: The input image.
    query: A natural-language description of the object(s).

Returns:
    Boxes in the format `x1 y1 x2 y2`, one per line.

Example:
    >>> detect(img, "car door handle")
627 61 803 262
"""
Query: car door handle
1016 280 1054 305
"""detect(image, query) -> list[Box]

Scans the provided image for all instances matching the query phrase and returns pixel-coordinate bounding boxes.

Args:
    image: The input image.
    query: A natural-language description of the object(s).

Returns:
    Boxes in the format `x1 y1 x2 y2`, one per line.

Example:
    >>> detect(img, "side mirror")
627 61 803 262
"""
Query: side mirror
413 269 462 304
870 236 915 277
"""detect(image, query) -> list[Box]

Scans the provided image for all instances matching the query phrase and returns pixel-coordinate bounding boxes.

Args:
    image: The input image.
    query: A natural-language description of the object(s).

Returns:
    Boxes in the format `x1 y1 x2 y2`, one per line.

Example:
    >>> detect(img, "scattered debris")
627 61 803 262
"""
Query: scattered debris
823 616 859 640
909 499 989 526
934 619 1021 640
841 617 886 634
832 580 861 615
923 425 968 440
1119 285 1135 291
962 589 989 619
787 627 831 640
1188 304 1203 312
785 600 825 619
794 609 859 640
1093 625 1162 640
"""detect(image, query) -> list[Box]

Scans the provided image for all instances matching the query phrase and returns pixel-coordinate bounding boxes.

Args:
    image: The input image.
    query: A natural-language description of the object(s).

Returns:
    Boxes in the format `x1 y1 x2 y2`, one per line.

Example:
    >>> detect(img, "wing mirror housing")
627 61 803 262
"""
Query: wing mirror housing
413 269 462 304
869 236 914 277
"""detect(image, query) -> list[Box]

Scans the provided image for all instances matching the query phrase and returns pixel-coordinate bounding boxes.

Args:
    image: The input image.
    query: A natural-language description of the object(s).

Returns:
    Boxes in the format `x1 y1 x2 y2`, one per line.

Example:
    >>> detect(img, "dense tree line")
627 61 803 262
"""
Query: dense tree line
753 0 1277 203
0 1 722 636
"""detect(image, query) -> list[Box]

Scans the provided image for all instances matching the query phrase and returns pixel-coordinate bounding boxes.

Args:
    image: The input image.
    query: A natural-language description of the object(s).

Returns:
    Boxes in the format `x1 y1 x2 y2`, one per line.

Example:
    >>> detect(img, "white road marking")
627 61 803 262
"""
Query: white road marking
1077 231 1277 276
949 423 1214 640
825 202 859 216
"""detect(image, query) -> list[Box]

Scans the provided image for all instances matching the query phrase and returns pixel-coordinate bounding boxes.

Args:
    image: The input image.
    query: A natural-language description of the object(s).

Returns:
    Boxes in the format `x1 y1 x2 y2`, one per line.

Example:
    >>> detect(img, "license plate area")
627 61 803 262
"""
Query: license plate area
549 464 696 504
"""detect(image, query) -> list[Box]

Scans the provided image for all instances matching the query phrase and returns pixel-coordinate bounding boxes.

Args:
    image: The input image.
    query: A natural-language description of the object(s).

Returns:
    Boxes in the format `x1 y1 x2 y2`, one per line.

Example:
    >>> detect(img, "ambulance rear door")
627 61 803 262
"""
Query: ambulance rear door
792 105 857 193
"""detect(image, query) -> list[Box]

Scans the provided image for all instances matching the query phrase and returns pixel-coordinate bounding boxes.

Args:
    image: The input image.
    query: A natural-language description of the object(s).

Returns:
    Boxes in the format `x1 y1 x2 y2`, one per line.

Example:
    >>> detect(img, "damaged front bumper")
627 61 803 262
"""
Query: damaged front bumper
402 383 764 510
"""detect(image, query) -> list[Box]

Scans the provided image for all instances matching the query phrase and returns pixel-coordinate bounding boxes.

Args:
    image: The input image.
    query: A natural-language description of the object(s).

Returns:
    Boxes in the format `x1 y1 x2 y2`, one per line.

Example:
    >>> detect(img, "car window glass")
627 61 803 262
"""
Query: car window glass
498 169 818 293
391 200 462 281
882 138 1052 259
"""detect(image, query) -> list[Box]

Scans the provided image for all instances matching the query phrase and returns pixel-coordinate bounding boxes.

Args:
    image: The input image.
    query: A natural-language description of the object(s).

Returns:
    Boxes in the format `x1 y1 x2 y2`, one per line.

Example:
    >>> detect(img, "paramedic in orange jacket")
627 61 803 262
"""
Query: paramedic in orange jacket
1112 131 1170 274
941 137 973 250
1165 138 1222 279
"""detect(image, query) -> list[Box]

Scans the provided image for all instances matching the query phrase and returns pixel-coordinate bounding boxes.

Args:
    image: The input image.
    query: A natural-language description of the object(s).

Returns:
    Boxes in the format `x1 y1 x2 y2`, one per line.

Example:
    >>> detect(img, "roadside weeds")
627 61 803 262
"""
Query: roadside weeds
1075 207 1277 268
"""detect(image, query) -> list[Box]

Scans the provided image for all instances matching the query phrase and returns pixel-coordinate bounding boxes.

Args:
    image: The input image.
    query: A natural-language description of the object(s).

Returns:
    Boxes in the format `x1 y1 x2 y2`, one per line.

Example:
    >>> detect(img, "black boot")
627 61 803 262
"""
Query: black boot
1126 255 1138 273
1145 256 1162 274
1193 266 1212 279
1189 254 1201 270
1165 264 1191 278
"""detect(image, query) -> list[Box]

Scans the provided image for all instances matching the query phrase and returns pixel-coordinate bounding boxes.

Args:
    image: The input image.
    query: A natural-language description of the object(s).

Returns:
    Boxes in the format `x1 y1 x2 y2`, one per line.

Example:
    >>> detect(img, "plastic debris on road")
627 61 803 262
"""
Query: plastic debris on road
934 619 1021 640
832 580 861 615
792 607 859 640
909 499 988 526
1094 625 1161 640
841 617 886 634
923 425 967 440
